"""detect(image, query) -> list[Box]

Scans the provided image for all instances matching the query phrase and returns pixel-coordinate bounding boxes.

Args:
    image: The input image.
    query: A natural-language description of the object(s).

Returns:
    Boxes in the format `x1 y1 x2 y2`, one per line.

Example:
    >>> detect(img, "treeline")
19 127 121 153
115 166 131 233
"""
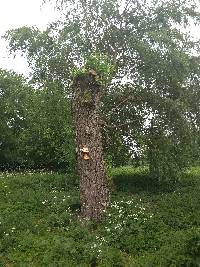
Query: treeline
1 68 200 177
0 69 134 173
0 69 75 171
0 68 135 172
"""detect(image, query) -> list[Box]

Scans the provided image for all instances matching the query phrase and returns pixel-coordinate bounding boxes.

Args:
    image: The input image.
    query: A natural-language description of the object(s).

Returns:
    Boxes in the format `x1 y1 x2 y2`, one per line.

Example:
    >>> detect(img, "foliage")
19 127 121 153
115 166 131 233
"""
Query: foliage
18 82 76 171
148 126 196 183
0 69 31 169
72 53 115 86
4 0 200 179
0 166 200 266
0 69 75 171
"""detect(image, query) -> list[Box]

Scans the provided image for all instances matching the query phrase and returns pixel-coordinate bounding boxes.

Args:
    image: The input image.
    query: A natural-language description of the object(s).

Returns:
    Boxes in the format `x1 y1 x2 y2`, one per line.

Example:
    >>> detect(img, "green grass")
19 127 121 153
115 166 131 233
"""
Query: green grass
0 167 200 266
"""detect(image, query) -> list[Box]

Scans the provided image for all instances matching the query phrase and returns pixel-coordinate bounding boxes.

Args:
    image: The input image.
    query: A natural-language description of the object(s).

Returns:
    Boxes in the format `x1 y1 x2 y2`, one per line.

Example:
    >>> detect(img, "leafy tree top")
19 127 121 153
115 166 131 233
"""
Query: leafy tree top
72 53 115 85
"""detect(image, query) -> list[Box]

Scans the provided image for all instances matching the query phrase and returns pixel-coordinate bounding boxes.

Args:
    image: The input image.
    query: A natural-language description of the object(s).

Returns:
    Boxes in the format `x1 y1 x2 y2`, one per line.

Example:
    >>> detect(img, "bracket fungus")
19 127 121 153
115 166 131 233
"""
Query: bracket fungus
80 145 90 160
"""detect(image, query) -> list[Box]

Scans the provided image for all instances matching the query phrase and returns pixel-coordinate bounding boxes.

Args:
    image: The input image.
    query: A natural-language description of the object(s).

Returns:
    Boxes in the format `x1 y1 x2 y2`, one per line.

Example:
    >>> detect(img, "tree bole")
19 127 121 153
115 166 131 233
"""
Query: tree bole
72 71 109 221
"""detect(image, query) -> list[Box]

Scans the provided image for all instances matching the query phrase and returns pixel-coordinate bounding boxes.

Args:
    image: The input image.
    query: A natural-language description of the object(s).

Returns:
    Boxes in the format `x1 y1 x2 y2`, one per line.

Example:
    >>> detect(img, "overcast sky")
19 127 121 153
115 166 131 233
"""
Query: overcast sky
0 0 200 76
0 0 59 75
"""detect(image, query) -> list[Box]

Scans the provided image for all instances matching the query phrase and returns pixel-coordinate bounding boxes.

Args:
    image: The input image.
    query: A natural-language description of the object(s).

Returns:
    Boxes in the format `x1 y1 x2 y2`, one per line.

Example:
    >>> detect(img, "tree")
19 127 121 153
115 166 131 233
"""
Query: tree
0 69 31 169
71 54 112 220
5 0 200 219
0 69 75 171
18 82 75 172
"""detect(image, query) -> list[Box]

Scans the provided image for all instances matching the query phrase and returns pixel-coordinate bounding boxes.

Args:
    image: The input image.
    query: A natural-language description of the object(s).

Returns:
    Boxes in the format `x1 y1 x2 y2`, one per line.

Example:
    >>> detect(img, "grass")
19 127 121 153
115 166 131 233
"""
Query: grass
0 167 200 266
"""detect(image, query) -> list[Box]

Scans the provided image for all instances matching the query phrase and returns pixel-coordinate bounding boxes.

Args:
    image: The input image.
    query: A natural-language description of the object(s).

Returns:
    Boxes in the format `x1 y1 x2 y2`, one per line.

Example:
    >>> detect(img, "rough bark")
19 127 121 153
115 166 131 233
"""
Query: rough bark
72 71 109 221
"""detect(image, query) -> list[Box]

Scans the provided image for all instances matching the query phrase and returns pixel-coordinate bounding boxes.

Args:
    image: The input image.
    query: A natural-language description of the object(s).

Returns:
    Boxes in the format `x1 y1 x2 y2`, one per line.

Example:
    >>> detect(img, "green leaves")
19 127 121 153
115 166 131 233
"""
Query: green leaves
4 0 200 179
0 69 75 171
1 168 200 266
72 53 115 86
0 69 31 169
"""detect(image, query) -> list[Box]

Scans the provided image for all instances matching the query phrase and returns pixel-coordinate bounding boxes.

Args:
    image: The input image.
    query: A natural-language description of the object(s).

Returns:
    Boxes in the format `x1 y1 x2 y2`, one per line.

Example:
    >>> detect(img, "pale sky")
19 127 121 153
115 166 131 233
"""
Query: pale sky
0 0 59 75
0 0 200 76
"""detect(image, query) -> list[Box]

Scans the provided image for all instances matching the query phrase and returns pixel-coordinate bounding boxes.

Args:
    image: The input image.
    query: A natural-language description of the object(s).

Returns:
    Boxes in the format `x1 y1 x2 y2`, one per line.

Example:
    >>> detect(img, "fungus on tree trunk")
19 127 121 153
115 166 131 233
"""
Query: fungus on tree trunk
80 145 90 160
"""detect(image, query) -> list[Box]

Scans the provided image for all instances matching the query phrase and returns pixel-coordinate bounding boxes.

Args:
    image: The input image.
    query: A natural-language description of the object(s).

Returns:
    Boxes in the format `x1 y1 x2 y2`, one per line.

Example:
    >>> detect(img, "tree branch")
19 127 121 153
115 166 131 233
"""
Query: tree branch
101 119 137 129
105 94 136 118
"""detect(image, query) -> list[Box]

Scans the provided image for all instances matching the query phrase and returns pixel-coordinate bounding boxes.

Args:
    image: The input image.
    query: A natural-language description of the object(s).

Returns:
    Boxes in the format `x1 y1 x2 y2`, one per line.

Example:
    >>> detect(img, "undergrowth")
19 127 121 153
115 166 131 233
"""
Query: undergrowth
0 167 200 266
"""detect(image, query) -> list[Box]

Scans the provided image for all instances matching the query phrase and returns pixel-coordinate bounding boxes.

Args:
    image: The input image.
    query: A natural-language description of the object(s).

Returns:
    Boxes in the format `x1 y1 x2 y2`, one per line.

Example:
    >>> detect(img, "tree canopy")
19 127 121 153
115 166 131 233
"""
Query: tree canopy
4 0 200 179
0 69 75 171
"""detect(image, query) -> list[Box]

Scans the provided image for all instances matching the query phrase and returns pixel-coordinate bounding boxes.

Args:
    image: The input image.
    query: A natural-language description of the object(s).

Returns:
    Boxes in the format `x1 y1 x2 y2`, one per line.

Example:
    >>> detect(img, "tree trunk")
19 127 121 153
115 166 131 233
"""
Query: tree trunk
72 71 109 221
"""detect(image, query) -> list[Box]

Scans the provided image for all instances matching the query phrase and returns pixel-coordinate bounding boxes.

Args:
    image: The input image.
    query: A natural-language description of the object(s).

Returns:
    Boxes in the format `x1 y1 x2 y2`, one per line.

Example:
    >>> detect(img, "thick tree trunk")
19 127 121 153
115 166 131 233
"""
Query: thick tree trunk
72 71 109 221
